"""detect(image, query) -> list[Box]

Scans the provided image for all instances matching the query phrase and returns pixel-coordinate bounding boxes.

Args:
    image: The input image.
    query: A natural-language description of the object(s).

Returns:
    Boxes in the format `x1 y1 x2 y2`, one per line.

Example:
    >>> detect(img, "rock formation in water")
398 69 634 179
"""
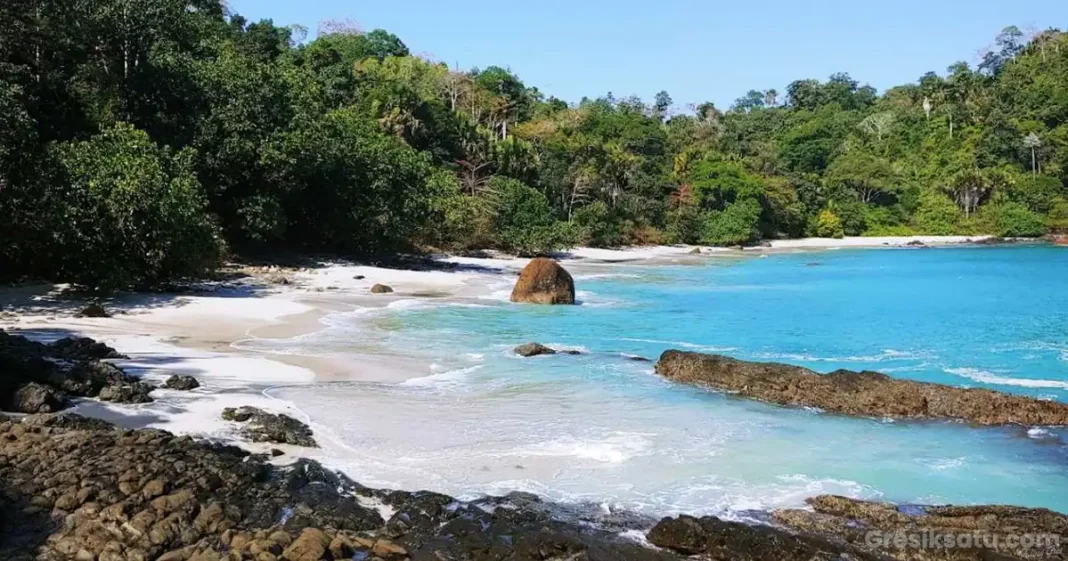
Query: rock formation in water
510 258 575 305
164 374 201 391
0 330 152 414
514 342 557 357
654 350 1068 426
221 406 317 448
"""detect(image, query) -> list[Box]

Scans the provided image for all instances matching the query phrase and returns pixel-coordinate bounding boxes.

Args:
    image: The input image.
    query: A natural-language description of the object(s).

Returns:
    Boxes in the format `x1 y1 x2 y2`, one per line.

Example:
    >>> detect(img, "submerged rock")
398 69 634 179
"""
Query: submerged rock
76 303 110 318
370 283 394 294
515 342 557 357
222 406 318 447
164 374 200 390
655 350 1068 426
510 257 576 305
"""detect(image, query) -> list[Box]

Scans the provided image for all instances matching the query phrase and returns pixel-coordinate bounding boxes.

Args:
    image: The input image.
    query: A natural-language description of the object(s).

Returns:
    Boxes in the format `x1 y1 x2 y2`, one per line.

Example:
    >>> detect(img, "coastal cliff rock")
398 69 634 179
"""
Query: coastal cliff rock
0 331 152 413
222 406 318 447
510 258 576 305
654 350 1068 426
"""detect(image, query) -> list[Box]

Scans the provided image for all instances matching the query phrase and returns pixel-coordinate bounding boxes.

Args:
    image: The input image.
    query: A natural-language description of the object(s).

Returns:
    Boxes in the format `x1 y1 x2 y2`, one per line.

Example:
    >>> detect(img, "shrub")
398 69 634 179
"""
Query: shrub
662 205 703 245
981 201 1047 237
815 208 845 238
913 192 961 235
702 199 761 246
1011 176 1065 215
493 177 574 255
52 123 223 289
573 201 624 247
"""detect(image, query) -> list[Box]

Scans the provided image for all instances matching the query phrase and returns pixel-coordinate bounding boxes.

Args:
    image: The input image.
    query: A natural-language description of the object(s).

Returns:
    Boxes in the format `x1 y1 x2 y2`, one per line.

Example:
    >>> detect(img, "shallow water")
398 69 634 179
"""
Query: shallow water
255 246 1068 518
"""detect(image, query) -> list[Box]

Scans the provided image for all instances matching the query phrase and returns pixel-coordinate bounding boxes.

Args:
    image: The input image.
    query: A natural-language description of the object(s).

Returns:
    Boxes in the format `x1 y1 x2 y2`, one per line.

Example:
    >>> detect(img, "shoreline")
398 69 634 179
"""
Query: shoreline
0 238 1058 516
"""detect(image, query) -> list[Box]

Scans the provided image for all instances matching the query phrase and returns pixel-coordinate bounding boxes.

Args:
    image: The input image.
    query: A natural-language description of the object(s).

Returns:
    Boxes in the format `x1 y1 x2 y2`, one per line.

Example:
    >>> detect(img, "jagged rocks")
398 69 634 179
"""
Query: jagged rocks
221 406 318 447
164 375 201 391
510 258 576 305
50 336 128 360
370 284 394 294
655 350 1068 426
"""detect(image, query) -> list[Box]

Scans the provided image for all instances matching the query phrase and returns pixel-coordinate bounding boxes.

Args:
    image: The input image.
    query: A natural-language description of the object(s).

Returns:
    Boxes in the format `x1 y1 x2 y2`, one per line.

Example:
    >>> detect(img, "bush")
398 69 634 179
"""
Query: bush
832 198 867 236
573 201 624 247
52 123 223 289
913 192 961 235
702 199 761 246
1011 176 1065 215
981 201 1047 237
1048 198 1068 233
493 177 574 255
663 205 703 245
815 208 845 238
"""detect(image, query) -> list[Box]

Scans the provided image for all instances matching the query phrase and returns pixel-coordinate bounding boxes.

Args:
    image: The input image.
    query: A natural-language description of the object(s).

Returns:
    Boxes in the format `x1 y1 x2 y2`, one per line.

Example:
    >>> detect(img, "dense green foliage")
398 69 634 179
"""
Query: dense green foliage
1 5 1066 288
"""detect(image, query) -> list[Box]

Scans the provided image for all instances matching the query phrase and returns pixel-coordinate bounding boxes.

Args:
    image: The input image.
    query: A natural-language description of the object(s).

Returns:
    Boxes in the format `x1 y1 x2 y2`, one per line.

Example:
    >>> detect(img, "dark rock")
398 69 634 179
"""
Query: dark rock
8 382 66 413
49 337 127 360
647 514 883 560
510 258 575 305
164 375 200 391
655 350 1068 426
97 381 154 404
906 240 927 247
221 406 317 447
76 303 110 318
353 275 366 280
625 355 652 362
514 343 557 357
805 262 821 267
370 283 394 294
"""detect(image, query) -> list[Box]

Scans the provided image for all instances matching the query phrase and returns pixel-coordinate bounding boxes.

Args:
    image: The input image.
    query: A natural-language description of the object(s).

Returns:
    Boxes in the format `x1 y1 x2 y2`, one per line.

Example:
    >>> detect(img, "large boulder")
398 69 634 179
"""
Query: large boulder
370 284 394 294
164 375 200 391
655 350 1068 426
510 258 575 305
514 343 556 357
7 382 66 413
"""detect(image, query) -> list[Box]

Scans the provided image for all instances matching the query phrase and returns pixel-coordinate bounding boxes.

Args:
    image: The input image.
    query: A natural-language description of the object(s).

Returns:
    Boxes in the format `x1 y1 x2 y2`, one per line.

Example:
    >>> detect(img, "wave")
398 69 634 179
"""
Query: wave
752 349 934 363
399 365 485 389
944 367 1068 390
614 338 737 353
573 273 642 281
511 432 653 464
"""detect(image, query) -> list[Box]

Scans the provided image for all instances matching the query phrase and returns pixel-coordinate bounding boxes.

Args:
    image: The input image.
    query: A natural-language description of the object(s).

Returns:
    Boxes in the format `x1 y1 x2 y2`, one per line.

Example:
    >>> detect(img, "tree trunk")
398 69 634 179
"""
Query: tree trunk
1032 147 1037 177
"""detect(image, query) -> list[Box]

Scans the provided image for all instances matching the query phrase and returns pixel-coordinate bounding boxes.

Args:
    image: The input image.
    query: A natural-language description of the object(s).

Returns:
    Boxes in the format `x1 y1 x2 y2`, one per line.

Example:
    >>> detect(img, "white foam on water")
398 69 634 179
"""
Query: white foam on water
944 367 1068 390
615 338 737 353
752 349 933 363
1028 427 1054 439
399 365 485 389
511 432 654 464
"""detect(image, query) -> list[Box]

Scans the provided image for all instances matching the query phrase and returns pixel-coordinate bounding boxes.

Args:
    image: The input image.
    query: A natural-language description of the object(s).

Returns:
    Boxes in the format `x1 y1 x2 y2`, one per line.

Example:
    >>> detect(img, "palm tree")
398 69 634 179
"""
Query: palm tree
1023 132 1042 177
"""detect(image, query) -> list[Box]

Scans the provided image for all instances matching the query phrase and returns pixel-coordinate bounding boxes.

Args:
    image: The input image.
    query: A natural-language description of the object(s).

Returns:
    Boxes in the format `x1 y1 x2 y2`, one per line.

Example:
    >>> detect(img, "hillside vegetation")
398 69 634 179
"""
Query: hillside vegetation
1 3 1066 288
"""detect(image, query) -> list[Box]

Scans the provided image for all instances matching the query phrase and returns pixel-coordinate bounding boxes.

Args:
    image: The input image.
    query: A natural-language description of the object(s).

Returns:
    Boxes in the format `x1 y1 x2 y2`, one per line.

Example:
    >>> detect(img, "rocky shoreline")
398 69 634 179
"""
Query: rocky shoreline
3 331 1068 559
2 413 1066 560
655 350 1068 426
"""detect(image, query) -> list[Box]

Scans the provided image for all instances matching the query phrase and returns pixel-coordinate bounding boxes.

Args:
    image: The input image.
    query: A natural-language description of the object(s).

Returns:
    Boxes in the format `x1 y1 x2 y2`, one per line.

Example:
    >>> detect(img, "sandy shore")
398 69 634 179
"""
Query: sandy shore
0 236 1003 449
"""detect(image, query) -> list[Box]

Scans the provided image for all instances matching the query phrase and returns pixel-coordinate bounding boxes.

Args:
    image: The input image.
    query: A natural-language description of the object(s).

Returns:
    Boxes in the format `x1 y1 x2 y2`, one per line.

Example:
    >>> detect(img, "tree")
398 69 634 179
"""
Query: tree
815 208 845 238
825 151 898 204
1022 132 1042 176
942 169 1005 217
51 123 223 289
653 90 673 120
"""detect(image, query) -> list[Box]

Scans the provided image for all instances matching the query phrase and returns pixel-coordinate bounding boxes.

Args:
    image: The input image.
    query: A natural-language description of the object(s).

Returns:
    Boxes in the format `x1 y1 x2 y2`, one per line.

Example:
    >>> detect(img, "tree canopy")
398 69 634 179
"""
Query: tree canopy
1 8 1066 288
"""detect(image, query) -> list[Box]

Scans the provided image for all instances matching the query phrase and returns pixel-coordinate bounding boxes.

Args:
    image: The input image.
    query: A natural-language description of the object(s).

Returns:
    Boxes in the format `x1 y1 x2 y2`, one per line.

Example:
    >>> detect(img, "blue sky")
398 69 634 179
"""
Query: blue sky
229 0 1064 109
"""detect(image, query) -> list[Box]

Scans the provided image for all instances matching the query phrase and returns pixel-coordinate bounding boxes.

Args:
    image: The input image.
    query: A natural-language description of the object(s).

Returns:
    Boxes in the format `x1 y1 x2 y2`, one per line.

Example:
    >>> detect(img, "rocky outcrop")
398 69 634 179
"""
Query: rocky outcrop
1 414 1064 561
222 406 318 447
646 514 883 560
510 258 576 305
164 374 201 390
514 342 557 357
370 283 394 294
0 414 682 561
654 350 1068 426
0 331 152 413
773 495 1068 561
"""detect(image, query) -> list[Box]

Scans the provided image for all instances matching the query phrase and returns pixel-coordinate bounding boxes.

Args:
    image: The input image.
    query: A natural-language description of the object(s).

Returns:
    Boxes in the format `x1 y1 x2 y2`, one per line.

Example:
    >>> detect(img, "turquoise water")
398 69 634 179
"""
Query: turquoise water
268 246 1068 518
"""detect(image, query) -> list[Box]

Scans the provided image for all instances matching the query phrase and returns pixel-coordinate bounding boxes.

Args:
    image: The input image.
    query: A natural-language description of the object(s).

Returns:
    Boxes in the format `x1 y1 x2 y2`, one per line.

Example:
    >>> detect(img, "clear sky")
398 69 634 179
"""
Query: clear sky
228 0 1064 109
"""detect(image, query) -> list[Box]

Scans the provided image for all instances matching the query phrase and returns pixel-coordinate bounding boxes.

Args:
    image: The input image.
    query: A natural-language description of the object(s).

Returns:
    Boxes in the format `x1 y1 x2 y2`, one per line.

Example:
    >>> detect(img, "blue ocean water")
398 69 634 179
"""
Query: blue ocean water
268 246 1068 518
